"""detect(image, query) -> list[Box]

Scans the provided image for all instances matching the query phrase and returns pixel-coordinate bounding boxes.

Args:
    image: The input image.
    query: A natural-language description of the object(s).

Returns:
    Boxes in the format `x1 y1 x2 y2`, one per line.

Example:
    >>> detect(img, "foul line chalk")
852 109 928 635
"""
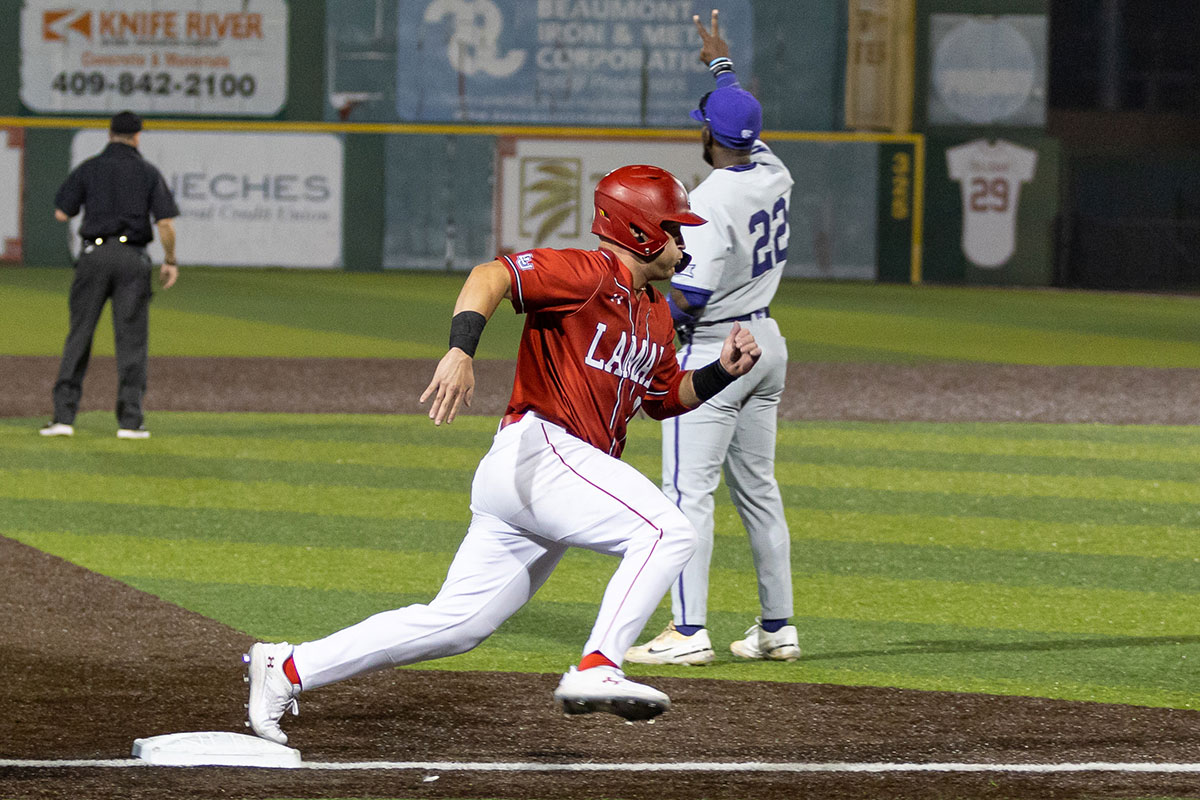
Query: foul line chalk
4 759 1200 774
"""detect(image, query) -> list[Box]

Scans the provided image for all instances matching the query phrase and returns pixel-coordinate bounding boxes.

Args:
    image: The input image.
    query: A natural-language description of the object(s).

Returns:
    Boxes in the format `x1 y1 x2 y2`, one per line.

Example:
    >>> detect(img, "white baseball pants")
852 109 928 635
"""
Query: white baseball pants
662 316 793 627
293 412 698 690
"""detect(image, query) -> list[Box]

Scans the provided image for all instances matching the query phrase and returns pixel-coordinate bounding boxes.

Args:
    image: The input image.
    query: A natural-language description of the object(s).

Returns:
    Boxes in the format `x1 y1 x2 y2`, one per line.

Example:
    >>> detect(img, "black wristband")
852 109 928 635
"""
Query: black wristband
691 359 737 403
448 310 487 358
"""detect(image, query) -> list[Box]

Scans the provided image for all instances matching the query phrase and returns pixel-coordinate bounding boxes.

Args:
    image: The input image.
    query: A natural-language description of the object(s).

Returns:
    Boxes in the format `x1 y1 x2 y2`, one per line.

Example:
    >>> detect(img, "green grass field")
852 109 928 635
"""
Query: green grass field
4 266 1200 365
3 267 1200 713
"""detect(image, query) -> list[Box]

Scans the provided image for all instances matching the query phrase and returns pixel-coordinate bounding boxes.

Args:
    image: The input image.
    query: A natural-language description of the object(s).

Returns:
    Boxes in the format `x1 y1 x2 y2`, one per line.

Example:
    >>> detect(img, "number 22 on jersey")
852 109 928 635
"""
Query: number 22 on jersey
749 197 789 277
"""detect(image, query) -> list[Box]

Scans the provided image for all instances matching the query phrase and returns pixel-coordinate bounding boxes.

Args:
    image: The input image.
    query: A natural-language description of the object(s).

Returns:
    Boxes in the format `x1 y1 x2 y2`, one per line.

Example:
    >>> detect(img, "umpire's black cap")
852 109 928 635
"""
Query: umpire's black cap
109 110 143 134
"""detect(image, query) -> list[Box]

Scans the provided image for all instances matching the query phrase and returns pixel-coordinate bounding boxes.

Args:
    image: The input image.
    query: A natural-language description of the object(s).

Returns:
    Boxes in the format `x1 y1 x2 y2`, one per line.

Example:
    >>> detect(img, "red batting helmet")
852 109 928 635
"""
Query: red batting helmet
591 165 706 257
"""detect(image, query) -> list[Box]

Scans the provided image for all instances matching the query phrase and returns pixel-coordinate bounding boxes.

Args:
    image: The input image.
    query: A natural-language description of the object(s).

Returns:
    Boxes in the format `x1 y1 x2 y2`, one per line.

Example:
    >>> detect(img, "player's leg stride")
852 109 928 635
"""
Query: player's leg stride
234 158 765 741
729 618 802 662
624 622 715 666
553 662 671 722
244 642 301 745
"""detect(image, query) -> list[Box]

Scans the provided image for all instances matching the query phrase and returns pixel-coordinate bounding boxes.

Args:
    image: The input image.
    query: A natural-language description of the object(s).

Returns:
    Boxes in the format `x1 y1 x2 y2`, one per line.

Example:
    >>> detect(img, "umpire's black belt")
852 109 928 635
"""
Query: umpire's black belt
85 235 144 248
695 307 770 326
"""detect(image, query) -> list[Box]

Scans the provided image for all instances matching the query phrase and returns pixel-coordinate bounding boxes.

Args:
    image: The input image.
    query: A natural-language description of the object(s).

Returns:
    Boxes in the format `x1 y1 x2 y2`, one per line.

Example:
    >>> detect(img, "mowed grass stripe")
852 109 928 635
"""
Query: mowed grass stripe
11 433 1198 509
776 420 1200 451
0 443 477 492
11 440 1196 505
5 506 1189 594
776 443 1200 483
9 531 1196 639
0 501 468 552
774 462 1200 505
142 411 496 432
780 484 1200 528
788 539 1200 594
708 510 1200 593
0 431 489 472
0 285 433 358
0 468 468 521
7 269 1200 364
786 573 1198 637
0 411 500 447
125 576 1200 708
782 281 1200 343
783 508 1200 561
8 459 1199 548
7 531 455 595
787 308 1200 367
4 531 612 606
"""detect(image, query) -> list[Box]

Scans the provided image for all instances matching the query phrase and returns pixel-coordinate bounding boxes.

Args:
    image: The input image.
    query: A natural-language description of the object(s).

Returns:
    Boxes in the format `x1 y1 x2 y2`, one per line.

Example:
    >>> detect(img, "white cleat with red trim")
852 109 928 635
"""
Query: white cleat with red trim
243 642 300 745
553 665 670 721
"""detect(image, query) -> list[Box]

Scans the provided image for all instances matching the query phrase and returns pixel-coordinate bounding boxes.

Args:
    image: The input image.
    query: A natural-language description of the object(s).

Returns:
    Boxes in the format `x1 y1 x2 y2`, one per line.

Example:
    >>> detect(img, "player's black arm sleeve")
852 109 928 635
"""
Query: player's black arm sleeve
448 310 487 357
690 359 737 403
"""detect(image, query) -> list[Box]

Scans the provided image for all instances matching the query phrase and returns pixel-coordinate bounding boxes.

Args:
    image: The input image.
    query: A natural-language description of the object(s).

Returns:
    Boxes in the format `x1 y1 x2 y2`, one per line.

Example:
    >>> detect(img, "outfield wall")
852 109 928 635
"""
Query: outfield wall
0 0 927 277
2 118 921 280
13 0 1112 286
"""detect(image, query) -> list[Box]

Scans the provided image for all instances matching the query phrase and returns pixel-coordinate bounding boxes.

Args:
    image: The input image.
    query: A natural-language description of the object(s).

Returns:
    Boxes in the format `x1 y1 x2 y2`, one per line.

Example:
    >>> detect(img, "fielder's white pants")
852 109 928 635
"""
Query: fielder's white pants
662 317 793 627
293 412 698 690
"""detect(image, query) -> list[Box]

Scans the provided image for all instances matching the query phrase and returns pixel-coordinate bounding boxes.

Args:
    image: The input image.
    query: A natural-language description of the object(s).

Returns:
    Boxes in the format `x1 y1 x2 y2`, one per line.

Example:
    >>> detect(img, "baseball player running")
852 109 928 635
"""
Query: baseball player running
244 164 762 744
626 10 799 666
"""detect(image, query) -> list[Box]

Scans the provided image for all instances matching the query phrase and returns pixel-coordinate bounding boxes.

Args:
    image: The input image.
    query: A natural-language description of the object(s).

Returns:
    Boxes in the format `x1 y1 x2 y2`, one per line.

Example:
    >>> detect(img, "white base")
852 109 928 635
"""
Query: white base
132 732 301 767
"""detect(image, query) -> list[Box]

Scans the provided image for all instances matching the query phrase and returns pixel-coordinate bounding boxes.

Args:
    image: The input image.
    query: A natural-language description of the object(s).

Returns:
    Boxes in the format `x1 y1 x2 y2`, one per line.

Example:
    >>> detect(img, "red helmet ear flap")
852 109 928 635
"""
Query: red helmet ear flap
592 165 706 256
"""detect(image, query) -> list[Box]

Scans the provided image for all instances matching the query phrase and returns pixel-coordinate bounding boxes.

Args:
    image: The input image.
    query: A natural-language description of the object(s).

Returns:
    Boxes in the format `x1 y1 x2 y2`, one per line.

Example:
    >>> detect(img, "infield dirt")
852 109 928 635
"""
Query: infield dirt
2 356 1199 800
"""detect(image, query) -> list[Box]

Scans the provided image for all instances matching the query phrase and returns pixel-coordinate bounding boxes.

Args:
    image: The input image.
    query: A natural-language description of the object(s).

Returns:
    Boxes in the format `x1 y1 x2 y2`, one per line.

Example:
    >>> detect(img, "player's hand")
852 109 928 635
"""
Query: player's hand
420 348 475 425
718 322 761 377
159 262 178 289
694 9 730 64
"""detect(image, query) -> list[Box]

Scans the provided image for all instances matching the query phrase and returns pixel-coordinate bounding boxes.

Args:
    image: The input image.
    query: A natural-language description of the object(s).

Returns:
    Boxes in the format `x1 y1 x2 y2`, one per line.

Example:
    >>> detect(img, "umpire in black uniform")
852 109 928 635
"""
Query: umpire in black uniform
40 110 180 440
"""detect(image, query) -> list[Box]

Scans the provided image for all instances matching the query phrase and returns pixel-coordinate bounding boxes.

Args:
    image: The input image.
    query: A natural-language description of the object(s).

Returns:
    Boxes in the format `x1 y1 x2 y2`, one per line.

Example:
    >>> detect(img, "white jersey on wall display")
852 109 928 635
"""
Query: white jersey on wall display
947 139 1038 268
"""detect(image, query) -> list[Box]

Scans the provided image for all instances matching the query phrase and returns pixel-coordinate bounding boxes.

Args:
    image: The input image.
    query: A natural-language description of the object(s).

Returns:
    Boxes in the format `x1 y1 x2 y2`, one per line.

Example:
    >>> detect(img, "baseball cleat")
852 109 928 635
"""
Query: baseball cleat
729 619 802 662
624 622 715 665
553 665 670 722
244 642 300 745
39 422 74 437
116 427 150 439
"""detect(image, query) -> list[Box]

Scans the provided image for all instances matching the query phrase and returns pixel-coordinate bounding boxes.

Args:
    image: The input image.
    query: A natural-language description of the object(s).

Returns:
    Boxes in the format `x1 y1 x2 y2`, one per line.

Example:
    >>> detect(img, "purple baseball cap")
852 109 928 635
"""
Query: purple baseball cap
689 85 762 150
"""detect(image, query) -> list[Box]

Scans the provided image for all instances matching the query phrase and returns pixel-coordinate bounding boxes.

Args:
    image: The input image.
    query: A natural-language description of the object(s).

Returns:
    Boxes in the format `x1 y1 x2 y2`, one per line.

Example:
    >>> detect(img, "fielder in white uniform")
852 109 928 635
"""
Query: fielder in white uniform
627 10 800 666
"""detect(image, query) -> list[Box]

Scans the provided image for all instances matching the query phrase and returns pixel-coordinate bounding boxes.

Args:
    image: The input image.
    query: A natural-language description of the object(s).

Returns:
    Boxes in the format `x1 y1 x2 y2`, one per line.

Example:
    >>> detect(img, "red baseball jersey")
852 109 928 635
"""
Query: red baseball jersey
499 247 691 457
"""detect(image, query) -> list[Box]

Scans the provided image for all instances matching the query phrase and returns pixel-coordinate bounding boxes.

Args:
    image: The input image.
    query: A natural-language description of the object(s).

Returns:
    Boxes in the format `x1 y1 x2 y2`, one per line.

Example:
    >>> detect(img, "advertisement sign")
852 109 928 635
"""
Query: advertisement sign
496 137 708 254
845 0 914 132
20 0 288 116
395 0 753 125
927 14 1046 127
0 130 23 262
70 131 344 268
